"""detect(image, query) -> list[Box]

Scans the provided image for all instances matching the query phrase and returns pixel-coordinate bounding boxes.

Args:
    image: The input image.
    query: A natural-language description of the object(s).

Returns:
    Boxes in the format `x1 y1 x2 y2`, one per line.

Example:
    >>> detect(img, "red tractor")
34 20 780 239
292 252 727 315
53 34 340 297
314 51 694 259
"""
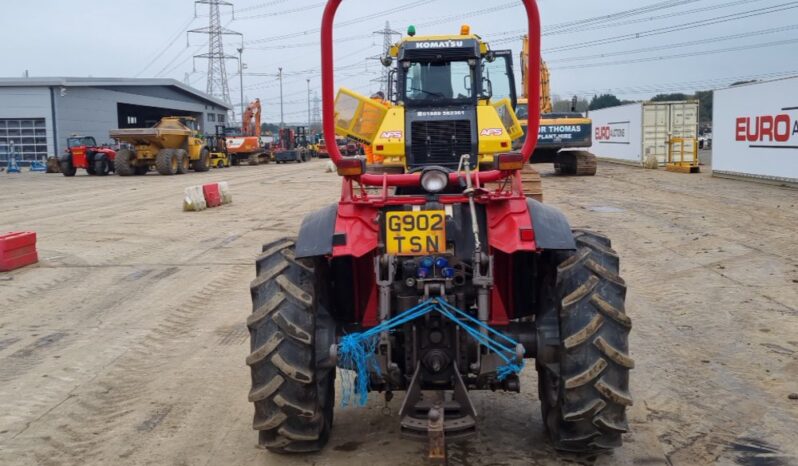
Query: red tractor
59 136 116 176
247 1 632 461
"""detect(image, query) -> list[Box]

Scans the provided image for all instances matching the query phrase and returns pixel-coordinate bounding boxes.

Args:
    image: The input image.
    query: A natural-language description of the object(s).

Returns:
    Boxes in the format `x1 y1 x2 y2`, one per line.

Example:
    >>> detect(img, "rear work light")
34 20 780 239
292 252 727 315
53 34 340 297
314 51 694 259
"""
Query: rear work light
336 157 366 176
495 153 524 171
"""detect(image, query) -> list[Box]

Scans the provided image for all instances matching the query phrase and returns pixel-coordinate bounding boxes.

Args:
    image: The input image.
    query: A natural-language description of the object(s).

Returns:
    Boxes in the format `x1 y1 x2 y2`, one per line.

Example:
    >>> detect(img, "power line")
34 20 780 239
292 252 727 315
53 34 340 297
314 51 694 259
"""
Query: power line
546 24 798 63
136 16 197 77
244 0 432 45
539 1 798 53
559 69 798 97
550 38 798 70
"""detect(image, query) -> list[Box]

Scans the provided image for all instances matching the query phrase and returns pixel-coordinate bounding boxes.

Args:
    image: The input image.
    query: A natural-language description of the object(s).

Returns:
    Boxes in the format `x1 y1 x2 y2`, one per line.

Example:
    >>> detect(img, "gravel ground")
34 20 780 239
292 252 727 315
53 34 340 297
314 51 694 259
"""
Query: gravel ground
0 160 796 466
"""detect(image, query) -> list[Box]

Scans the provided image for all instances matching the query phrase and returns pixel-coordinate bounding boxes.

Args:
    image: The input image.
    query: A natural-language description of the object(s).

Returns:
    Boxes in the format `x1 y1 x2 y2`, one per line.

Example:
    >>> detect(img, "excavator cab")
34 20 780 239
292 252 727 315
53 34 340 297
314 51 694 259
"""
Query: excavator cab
335 26 523 173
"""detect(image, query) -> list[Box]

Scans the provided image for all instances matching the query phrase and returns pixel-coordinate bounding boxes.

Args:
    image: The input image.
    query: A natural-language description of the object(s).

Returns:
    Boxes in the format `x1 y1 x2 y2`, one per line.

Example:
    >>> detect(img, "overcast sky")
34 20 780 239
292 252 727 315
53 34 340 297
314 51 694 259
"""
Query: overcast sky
2 0 796 123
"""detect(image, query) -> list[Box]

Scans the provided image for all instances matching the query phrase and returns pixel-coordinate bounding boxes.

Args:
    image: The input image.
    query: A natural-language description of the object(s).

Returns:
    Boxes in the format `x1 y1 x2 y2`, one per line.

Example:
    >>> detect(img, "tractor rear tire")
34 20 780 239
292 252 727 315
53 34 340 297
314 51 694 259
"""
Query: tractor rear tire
176 149 190 174
247 238 335 453
115 149 136 176
156 149 178 176
194 148 210 172
94 157 109 176
537 229 633 454
248 152 260 166
60 160 76 177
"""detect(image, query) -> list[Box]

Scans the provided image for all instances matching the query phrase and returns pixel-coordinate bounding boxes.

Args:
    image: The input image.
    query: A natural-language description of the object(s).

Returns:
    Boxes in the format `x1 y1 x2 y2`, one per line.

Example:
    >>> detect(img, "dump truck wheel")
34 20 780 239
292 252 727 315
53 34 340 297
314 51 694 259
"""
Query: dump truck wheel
176 149 190 174
247 238 335 453
60 160 76 177
537 229 632 453
156 149 177 176
115 149 136 176
248 153 260 166
94 157 109 176
194 148 210 172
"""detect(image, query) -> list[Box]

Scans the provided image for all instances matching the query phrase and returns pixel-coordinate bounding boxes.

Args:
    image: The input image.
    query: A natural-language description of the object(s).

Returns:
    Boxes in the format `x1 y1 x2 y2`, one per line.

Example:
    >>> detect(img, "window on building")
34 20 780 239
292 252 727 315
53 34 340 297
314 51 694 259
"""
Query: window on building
207 113 216 122
126 116 138 125
0 118 48 162
218 114 226 123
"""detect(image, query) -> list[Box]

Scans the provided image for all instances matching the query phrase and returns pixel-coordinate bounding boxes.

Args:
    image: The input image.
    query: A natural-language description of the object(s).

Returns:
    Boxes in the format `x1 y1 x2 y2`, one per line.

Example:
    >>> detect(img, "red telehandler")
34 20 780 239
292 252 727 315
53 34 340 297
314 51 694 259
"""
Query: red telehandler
59 136 116 176
246 1 633 461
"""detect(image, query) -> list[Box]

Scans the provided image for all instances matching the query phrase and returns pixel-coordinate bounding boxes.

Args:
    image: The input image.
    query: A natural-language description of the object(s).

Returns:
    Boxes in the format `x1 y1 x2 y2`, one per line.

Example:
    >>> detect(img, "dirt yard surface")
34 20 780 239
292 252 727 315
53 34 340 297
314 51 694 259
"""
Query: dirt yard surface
1 161 796 466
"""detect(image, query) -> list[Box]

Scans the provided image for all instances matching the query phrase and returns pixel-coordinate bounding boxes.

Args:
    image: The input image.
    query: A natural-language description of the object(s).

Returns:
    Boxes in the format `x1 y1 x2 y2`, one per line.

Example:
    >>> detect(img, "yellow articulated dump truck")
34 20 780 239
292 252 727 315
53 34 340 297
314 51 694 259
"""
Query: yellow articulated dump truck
109 116 211 176
517 35 596 176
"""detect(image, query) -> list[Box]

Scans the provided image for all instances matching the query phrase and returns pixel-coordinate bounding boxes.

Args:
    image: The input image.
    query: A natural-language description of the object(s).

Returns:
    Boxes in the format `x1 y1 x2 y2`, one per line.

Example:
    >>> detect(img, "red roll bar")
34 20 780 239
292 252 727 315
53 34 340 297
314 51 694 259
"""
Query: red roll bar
320 0 541 184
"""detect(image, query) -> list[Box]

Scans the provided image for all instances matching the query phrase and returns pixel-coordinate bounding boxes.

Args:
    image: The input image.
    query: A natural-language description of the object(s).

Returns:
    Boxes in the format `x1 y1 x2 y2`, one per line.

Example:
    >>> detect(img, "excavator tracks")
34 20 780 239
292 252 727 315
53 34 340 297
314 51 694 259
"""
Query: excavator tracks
554 150 597 177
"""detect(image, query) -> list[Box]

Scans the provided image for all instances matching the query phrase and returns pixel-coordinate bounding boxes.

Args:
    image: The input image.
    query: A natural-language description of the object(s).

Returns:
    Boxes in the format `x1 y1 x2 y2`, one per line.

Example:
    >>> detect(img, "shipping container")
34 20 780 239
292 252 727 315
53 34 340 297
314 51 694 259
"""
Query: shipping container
712 76 798 186
588 101 699 165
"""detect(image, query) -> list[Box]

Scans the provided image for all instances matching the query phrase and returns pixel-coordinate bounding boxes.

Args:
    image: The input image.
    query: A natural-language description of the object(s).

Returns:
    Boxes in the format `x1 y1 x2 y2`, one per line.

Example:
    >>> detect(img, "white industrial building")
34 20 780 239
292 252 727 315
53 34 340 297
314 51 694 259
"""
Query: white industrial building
0 77 231 165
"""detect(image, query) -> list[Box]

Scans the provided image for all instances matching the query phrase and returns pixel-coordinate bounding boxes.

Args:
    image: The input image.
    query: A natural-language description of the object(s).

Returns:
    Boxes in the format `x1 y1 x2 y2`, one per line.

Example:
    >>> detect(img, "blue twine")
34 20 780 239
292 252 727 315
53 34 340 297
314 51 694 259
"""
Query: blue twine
337 298 524 407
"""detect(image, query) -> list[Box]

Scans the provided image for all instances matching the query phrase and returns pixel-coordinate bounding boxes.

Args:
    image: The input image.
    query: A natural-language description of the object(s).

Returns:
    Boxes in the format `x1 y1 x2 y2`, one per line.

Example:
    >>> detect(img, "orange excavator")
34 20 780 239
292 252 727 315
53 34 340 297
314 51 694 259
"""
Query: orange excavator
226 99 269 165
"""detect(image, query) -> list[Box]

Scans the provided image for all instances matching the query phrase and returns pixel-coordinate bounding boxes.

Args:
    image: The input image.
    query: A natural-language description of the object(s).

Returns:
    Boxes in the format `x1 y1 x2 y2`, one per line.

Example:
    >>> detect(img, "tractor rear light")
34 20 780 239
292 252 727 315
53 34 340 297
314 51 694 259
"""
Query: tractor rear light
336 157 365 176
420 257 434 269
417 266 431 279
520 228 534 242
495 153 524 171
441 267 456 279
376 145 384 151
433 256 448 268
501 141 509 148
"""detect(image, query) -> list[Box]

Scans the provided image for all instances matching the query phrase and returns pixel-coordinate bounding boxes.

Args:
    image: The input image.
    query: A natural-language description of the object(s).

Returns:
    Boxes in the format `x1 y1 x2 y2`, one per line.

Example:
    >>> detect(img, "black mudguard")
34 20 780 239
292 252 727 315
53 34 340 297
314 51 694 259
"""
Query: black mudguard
526 198 576 250
295 204 338 259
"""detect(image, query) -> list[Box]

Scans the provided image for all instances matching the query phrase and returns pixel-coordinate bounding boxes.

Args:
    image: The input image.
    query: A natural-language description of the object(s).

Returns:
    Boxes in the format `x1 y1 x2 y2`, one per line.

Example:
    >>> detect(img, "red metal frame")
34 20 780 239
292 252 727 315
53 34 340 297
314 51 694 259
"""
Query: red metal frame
319 1 544 326
320 0 542 185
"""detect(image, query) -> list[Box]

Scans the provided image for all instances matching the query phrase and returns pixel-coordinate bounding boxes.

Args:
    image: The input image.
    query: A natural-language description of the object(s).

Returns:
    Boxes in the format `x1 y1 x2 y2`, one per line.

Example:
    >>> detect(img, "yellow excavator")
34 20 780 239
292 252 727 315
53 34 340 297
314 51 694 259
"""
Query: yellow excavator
517 35 596 176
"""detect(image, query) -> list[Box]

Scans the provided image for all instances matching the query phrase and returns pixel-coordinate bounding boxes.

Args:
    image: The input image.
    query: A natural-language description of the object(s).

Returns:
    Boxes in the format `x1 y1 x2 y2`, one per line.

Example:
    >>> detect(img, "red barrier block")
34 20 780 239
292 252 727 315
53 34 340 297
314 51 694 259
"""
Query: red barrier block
203 183 222 208
0 232 38 272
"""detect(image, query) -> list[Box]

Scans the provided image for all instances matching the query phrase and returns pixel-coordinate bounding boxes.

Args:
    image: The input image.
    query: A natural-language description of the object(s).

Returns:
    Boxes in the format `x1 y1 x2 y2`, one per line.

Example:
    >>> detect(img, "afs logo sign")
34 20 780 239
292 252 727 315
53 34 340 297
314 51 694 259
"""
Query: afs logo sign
380 130 403 139
479 128 504 137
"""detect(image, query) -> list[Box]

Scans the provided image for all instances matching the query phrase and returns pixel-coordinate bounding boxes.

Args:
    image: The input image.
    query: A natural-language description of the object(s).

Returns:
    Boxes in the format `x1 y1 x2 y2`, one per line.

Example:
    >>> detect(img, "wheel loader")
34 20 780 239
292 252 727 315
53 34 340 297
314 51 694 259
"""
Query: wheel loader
517 35 597 176
247 1 632 461
109 116 211 176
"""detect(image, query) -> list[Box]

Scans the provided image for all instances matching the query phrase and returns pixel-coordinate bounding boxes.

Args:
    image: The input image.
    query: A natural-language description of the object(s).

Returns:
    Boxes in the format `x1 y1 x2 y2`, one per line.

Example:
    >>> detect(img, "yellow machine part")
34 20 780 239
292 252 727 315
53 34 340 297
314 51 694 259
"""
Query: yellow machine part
373 107 406 168
521 35 552 114
491 97 524 141
333 88 389 144
476 104 516 156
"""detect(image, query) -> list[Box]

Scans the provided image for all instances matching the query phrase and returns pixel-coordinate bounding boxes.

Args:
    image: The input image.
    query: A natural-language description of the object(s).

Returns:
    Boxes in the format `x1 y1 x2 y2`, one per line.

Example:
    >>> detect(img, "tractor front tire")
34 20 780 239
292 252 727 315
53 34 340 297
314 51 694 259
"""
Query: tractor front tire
59 160 78 176
176 149 190 174
156 149 178 176
115 149 136 176
94 157 109 176
247 238 335 453
537 229 633 454
60 160 76 177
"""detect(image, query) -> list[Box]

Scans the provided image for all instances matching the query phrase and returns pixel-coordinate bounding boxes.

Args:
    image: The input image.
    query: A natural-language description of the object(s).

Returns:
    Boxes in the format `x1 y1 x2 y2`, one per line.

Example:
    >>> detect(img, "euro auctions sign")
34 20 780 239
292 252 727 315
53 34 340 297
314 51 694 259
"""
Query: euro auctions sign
713 77 798 182
735 110 798 147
